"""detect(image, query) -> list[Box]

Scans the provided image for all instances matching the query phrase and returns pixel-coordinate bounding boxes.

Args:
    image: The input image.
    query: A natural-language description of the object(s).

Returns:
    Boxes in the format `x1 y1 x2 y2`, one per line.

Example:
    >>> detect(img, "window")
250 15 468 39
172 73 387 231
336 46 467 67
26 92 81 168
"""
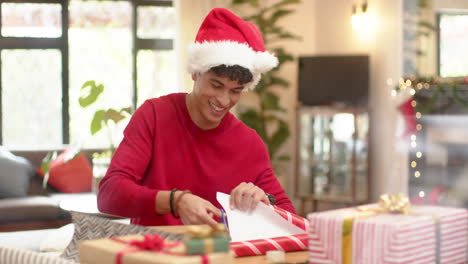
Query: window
0 0 176 149
438 11 468 77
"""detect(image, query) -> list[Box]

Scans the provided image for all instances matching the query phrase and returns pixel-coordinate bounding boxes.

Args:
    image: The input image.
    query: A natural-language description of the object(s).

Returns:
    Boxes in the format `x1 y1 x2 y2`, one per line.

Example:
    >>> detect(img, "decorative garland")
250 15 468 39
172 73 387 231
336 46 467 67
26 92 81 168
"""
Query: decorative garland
395 76 468 114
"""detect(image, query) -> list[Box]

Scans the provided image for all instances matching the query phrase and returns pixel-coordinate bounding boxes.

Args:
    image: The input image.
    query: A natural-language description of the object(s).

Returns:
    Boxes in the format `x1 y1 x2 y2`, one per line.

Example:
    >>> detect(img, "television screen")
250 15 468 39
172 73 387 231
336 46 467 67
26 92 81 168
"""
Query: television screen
298 55 369 107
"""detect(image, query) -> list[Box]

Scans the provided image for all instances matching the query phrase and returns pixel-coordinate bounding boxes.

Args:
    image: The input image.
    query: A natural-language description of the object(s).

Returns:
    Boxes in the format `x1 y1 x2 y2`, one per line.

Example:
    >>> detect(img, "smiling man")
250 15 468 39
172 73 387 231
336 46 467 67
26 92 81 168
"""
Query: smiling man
97 8 295 227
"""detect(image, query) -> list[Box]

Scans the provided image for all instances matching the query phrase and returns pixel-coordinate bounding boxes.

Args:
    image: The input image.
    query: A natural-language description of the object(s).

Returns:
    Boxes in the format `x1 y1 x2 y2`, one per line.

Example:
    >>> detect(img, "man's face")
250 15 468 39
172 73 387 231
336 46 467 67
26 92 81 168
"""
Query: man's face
189 71 245 130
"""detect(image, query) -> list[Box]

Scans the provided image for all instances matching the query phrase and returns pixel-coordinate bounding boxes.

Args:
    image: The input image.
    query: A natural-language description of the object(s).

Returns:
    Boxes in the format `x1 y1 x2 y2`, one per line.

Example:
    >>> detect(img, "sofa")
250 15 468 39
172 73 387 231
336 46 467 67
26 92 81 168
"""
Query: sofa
0 148 98 232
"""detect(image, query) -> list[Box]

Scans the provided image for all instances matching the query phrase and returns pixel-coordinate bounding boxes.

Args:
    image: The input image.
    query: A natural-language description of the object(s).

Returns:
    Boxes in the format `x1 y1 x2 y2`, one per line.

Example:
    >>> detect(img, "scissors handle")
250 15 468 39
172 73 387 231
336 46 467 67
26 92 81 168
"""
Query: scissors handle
220 209 229 230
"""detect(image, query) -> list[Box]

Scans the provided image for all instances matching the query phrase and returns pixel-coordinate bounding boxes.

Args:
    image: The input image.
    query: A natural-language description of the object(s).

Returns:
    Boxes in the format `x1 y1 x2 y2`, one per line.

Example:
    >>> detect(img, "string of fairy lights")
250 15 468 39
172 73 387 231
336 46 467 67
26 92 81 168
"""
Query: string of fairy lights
391 76 468 201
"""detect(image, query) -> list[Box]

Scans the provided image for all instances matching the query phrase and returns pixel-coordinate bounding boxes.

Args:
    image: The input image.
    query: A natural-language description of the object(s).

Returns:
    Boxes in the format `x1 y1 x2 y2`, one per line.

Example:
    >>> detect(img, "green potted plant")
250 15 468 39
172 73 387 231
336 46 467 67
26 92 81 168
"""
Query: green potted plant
78 80 133 153
231 0 301 176
78 80 133 192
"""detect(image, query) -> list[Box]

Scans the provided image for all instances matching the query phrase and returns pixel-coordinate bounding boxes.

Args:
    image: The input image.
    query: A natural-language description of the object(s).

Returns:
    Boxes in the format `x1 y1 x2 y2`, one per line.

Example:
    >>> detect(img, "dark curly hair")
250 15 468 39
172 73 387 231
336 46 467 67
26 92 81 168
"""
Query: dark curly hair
209 64 253 85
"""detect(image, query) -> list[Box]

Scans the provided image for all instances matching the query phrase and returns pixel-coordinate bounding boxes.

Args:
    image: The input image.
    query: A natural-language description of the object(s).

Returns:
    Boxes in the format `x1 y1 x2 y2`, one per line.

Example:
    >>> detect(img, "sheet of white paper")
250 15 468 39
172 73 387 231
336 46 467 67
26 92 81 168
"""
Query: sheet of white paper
216 192 305 242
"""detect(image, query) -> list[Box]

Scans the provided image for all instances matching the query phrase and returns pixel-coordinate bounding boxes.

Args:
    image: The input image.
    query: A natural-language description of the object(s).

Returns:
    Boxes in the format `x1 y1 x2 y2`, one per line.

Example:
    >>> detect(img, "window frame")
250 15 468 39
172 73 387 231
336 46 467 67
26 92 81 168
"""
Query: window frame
436 9 468 77
0 0 174 147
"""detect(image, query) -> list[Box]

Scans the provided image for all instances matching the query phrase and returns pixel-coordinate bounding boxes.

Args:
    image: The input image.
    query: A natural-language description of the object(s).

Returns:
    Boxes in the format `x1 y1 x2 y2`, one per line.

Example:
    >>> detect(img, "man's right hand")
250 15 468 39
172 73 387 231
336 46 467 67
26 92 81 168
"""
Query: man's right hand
176 193 221 227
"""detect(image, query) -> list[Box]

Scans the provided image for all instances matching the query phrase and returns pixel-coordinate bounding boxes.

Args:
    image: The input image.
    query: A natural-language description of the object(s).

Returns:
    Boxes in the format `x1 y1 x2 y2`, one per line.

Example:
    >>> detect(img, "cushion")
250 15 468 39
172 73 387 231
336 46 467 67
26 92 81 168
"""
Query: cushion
39 223 75 253
0 148 34 198
0 247 76 264
0 228 55 251
37 150 93 193
61 212 183 262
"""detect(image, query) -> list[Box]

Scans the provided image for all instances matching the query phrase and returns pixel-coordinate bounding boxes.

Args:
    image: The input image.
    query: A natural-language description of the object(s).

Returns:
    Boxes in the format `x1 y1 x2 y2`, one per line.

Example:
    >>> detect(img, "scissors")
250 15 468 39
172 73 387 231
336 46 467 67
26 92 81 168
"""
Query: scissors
220 209 231 240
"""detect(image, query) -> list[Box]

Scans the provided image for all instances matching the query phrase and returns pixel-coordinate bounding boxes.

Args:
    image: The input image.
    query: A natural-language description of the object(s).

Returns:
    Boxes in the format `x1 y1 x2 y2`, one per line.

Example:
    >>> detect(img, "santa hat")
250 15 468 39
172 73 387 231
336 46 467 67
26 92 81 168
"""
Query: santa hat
187 8 278 90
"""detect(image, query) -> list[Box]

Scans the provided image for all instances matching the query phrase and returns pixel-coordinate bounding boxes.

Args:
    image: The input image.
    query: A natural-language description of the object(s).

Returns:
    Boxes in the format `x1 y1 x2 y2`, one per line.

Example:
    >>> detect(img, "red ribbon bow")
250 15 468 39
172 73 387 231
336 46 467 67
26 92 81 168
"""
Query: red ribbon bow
127 234 171 251
111 234 209 264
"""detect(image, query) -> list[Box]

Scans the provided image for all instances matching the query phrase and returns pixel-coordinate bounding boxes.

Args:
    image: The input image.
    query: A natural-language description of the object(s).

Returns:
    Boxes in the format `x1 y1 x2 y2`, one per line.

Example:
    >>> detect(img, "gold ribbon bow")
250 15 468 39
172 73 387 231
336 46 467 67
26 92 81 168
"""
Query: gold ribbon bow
378 193 411 214
185 224 227 239
357 193 411 215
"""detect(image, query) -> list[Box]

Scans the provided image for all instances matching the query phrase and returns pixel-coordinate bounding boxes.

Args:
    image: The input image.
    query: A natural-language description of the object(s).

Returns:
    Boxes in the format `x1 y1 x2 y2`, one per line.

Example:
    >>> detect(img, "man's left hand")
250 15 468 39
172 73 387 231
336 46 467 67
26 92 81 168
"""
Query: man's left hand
229 182 269 211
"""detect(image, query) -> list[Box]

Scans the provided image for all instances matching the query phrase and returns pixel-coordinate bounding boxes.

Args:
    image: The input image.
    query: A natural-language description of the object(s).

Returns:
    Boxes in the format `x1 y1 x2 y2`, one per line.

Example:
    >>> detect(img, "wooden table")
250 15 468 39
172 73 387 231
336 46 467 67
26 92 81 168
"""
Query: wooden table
151 225 309 264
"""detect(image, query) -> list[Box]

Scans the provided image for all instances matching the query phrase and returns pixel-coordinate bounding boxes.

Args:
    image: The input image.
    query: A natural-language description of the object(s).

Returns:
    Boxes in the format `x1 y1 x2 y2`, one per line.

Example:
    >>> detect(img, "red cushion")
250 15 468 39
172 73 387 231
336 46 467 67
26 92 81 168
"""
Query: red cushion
37 151 93 193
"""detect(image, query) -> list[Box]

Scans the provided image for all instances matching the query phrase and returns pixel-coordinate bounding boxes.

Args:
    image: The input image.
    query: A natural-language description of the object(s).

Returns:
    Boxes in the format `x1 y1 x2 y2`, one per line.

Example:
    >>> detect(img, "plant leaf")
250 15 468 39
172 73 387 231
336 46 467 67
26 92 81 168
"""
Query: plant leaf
41 151 57 188
120 107 133 115
271 0 301 9
270 76 290 88
79 80 104 108
276 154 291 161
273 47 294 66
40 151 57 175
416 31 430 37
91 110 106 135
232 0 259 7
268 119 290 158
239 109 267 141
262 91 285 111
418 21 437 31
63 146 81 163
416 49 426 56
269 9 294 25
104 109 126 124
418 0 429 8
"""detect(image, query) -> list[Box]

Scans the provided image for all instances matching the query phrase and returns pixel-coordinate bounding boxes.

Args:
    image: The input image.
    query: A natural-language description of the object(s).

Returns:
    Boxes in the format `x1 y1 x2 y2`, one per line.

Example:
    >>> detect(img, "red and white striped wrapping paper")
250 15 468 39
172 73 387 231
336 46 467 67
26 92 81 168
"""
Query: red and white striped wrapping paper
230 205 309 257
307 205 468 264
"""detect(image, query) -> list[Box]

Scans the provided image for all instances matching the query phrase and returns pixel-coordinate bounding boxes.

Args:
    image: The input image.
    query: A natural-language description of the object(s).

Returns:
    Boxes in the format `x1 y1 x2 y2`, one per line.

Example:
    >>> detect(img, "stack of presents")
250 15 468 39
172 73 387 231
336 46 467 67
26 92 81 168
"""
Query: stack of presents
78 194 467 264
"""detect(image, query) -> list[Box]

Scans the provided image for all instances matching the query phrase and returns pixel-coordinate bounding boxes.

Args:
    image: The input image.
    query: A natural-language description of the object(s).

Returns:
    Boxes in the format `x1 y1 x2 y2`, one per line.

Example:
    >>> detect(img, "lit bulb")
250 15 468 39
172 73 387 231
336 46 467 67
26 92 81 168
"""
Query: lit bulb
417 83 423 89
391 90 397 97
411 141 417 148
416 112 422 119
419 191 425 197
411 135 417 141
351 12 365 30
351 6 375 34
410 88 416 95
406 80 412 86
411 100 417 107
415 171 421 178
411 161 417 168
416 152 422 158
416 124 422 130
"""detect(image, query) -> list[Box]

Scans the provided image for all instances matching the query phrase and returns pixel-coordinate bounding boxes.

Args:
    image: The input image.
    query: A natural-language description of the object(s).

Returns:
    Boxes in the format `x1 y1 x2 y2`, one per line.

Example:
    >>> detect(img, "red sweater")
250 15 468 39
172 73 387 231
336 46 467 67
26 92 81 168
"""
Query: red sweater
98 93 295 226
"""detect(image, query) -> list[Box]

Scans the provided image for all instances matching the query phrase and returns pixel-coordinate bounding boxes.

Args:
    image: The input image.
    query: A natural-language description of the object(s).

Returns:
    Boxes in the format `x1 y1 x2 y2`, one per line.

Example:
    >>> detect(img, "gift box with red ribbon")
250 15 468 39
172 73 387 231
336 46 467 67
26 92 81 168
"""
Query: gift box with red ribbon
307 194 468 264
229 205 309 257
78 233 233 264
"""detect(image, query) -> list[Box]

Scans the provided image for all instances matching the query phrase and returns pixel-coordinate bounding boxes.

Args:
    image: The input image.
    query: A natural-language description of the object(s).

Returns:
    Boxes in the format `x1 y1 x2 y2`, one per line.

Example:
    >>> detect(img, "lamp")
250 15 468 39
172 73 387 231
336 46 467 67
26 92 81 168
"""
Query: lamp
351 1 372 31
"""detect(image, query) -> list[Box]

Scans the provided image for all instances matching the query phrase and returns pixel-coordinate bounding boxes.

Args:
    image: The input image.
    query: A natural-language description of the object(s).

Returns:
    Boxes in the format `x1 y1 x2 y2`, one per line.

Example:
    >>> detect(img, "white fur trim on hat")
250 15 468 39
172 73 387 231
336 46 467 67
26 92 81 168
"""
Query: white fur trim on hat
187 41 278 90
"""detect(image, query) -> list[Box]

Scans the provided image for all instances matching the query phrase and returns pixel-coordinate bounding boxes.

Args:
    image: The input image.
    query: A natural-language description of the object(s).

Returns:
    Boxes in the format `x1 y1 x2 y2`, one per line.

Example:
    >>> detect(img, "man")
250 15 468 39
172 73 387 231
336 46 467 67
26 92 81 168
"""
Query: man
97 7 295 227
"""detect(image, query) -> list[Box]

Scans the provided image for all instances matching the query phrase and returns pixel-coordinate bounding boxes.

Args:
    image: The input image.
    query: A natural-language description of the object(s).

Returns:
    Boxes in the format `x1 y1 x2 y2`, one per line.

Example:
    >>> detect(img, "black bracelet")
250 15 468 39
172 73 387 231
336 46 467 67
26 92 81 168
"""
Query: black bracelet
266 193 276 205
169 188 180 218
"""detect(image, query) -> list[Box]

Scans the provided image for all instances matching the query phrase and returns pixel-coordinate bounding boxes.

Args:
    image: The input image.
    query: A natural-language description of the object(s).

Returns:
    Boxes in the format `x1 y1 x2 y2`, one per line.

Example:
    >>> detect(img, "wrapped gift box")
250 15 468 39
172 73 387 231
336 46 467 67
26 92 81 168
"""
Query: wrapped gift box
230 204 309 257
307 204 468 264
79 234 233 264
